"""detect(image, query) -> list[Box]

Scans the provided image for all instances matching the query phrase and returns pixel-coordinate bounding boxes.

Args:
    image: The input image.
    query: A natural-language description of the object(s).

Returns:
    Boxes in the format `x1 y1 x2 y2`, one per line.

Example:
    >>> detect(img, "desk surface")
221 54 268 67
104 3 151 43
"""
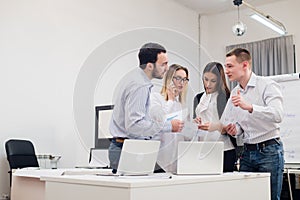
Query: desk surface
41 171 270 188
13 168 109 178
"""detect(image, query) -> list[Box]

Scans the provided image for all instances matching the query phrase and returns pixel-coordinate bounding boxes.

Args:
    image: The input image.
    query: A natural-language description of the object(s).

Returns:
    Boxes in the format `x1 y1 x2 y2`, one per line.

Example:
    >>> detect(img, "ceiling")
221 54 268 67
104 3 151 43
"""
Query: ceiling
173 0 285 15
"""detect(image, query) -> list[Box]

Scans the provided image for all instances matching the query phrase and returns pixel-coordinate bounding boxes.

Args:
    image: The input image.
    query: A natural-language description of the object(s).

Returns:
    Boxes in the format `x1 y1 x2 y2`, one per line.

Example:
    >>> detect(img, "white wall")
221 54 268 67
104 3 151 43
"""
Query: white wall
200 0 300 72
0 0 198 196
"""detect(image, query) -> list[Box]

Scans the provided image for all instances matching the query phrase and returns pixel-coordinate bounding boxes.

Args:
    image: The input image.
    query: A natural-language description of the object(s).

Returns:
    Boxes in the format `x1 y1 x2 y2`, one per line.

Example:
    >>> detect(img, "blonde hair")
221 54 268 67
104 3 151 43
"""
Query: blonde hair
160 64 189 104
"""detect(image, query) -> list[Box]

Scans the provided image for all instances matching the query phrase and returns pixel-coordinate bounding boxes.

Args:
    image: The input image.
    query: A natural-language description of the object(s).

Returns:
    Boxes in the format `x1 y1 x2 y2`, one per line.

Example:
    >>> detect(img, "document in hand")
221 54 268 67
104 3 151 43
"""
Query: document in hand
166 108 189 121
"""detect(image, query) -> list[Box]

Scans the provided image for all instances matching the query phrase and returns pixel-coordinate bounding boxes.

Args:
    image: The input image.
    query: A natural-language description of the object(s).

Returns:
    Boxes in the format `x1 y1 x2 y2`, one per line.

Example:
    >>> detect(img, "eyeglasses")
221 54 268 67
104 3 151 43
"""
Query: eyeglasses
173 76 189 83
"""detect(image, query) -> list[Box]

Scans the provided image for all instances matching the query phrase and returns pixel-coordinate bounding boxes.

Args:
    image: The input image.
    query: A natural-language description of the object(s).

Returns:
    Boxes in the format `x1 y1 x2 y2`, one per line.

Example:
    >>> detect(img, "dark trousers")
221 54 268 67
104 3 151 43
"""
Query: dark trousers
223 149 237 172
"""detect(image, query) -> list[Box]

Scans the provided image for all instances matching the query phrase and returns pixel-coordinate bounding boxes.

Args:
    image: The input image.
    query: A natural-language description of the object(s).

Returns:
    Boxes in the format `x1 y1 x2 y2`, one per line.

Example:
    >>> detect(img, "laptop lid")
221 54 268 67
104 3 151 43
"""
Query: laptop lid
117 140 160 176
177 141 224 175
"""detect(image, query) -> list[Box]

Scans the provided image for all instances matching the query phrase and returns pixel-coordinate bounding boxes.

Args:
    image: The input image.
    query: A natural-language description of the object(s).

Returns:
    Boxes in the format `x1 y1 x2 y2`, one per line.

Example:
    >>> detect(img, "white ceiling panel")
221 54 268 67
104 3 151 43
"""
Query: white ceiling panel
173 0 285 15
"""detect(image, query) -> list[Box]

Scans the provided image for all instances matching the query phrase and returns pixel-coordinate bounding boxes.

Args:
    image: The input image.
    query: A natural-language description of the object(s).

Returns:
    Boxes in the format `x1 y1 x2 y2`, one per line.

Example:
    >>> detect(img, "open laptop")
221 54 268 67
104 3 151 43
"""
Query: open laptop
117 139 160 176
177 141 224 175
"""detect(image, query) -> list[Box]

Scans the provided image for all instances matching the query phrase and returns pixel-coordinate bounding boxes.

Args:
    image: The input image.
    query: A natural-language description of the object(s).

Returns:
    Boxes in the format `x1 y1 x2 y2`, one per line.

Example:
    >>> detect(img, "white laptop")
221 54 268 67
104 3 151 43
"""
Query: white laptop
117 139 160 176
177 141 224 175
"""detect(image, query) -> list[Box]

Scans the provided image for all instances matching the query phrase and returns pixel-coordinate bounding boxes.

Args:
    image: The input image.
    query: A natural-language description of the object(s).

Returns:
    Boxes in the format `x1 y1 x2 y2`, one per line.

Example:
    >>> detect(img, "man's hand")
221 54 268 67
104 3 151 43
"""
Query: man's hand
171 119 184 132
223 123 237 136
231 89 253 113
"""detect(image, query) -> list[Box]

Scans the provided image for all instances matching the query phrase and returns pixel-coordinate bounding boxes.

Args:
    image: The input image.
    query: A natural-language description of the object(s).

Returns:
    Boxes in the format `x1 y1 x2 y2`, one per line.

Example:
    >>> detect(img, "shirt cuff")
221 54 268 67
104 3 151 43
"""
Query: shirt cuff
162 120 172 132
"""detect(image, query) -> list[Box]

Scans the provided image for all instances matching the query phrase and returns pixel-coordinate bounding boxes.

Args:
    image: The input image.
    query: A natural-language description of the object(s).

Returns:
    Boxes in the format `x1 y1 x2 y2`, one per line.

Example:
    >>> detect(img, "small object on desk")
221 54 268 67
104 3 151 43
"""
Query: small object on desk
117 173 173 179
50 155 61 169
61 168 111 176
96 172 119 176
75 166 109 169
37 154 61 169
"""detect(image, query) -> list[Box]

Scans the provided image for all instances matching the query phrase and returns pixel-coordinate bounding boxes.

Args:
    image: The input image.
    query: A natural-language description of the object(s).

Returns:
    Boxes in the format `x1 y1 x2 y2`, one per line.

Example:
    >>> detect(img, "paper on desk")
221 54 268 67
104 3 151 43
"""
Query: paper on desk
62 168 112 176
117 173 173 179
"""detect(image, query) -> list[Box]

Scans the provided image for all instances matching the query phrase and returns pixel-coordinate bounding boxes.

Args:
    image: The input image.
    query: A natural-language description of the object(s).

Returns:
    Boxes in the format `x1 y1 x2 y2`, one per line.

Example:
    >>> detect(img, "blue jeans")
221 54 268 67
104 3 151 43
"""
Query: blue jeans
108 140 123 173
240 141 284 200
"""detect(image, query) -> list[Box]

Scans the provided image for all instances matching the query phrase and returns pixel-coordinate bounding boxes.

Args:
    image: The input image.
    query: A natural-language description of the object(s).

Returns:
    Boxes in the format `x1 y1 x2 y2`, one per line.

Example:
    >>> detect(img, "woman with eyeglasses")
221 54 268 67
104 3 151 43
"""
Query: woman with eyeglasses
193 61 236 172
150 64 189 173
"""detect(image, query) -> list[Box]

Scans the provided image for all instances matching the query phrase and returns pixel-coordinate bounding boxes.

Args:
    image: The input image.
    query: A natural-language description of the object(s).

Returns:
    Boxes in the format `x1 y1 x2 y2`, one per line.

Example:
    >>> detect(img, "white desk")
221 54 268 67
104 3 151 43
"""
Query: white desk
42 172 271 200
11 168 108 200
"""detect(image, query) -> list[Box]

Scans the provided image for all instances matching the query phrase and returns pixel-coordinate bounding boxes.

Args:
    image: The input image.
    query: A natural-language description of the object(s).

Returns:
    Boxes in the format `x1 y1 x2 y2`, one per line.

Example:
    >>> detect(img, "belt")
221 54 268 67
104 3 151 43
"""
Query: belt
112 137 128 143
244 138 280 151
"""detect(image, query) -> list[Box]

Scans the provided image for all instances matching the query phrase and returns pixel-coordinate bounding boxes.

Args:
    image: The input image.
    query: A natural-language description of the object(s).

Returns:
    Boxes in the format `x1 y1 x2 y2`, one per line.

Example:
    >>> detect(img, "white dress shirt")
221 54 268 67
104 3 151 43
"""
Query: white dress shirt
221 73 284 144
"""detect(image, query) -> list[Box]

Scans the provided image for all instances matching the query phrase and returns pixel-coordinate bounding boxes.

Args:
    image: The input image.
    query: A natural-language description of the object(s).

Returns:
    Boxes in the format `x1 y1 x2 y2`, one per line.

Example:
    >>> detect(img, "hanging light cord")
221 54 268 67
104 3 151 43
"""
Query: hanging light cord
237 5 240 23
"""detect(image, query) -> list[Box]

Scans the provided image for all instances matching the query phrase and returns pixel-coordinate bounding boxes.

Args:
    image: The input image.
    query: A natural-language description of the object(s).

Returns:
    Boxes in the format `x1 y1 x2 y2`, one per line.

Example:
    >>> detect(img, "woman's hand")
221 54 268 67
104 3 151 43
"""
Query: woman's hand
171 119 184 132
193 117 202 125
198 122 222 132
167 82 178 101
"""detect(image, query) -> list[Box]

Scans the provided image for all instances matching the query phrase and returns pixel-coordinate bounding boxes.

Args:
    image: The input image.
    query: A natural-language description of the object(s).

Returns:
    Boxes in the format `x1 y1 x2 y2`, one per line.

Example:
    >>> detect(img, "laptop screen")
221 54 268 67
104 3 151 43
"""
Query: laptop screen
177 141 224 175
117 140 160 176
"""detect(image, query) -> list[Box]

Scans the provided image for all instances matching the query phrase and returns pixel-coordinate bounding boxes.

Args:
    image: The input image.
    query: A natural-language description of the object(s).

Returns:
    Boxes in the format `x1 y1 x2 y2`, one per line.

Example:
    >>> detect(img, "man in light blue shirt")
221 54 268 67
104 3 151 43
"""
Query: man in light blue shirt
222 48 284 200
109 42 184 173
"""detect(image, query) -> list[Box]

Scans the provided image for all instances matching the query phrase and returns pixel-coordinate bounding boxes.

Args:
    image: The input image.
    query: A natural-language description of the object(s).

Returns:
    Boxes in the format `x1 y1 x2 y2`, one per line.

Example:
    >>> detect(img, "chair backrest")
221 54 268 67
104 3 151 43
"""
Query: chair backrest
5 139 39 169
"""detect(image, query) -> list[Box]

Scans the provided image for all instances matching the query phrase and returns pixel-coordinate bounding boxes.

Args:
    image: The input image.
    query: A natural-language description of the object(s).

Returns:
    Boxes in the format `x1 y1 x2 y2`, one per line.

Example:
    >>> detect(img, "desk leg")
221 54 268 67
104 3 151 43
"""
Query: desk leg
287 169 294 200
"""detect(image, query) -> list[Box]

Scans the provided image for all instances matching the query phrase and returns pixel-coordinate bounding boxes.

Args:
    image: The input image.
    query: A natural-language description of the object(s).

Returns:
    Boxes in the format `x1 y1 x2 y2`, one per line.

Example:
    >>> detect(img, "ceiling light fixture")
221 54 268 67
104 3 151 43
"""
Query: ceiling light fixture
232 0 246 36
250 13 286 35
233 0 287 35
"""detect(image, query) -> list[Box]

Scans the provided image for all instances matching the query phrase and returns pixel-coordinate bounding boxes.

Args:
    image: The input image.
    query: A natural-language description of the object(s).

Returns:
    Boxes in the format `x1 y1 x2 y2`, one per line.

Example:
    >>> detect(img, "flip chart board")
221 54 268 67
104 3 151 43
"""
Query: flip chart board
269 73 300 164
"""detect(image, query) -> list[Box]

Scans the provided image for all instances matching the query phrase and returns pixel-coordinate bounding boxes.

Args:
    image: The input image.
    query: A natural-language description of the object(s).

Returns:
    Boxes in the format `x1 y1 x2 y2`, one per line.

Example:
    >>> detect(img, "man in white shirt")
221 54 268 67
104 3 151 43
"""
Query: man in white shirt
222 48 284 200
108 42 184 173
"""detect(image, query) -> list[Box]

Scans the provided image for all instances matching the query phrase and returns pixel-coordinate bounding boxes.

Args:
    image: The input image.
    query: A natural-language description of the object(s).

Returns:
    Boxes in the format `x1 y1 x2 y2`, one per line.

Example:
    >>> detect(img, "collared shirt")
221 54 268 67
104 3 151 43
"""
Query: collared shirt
221 73 284 144
109 68 172 139
196 91 234 151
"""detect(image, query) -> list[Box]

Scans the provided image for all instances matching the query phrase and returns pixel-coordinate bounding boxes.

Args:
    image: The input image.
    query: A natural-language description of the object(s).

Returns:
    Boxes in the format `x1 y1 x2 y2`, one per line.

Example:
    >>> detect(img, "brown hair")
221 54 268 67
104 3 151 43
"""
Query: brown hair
203 62 230 99
226 47 252 66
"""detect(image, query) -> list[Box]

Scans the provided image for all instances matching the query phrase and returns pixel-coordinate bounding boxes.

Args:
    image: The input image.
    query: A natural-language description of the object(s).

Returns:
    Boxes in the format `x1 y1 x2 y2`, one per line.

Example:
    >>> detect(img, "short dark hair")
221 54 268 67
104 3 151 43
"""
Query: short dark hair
226 48 251 64
138 42 166 69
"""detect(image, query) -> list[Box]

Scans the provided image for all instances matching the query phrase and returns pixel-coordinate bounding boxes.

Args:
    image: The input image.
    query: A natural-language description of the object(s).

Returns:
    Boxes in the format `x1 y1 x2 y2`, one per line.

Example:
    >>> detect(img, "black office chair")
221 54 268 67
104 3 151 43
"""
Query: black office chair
5 139 39 186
